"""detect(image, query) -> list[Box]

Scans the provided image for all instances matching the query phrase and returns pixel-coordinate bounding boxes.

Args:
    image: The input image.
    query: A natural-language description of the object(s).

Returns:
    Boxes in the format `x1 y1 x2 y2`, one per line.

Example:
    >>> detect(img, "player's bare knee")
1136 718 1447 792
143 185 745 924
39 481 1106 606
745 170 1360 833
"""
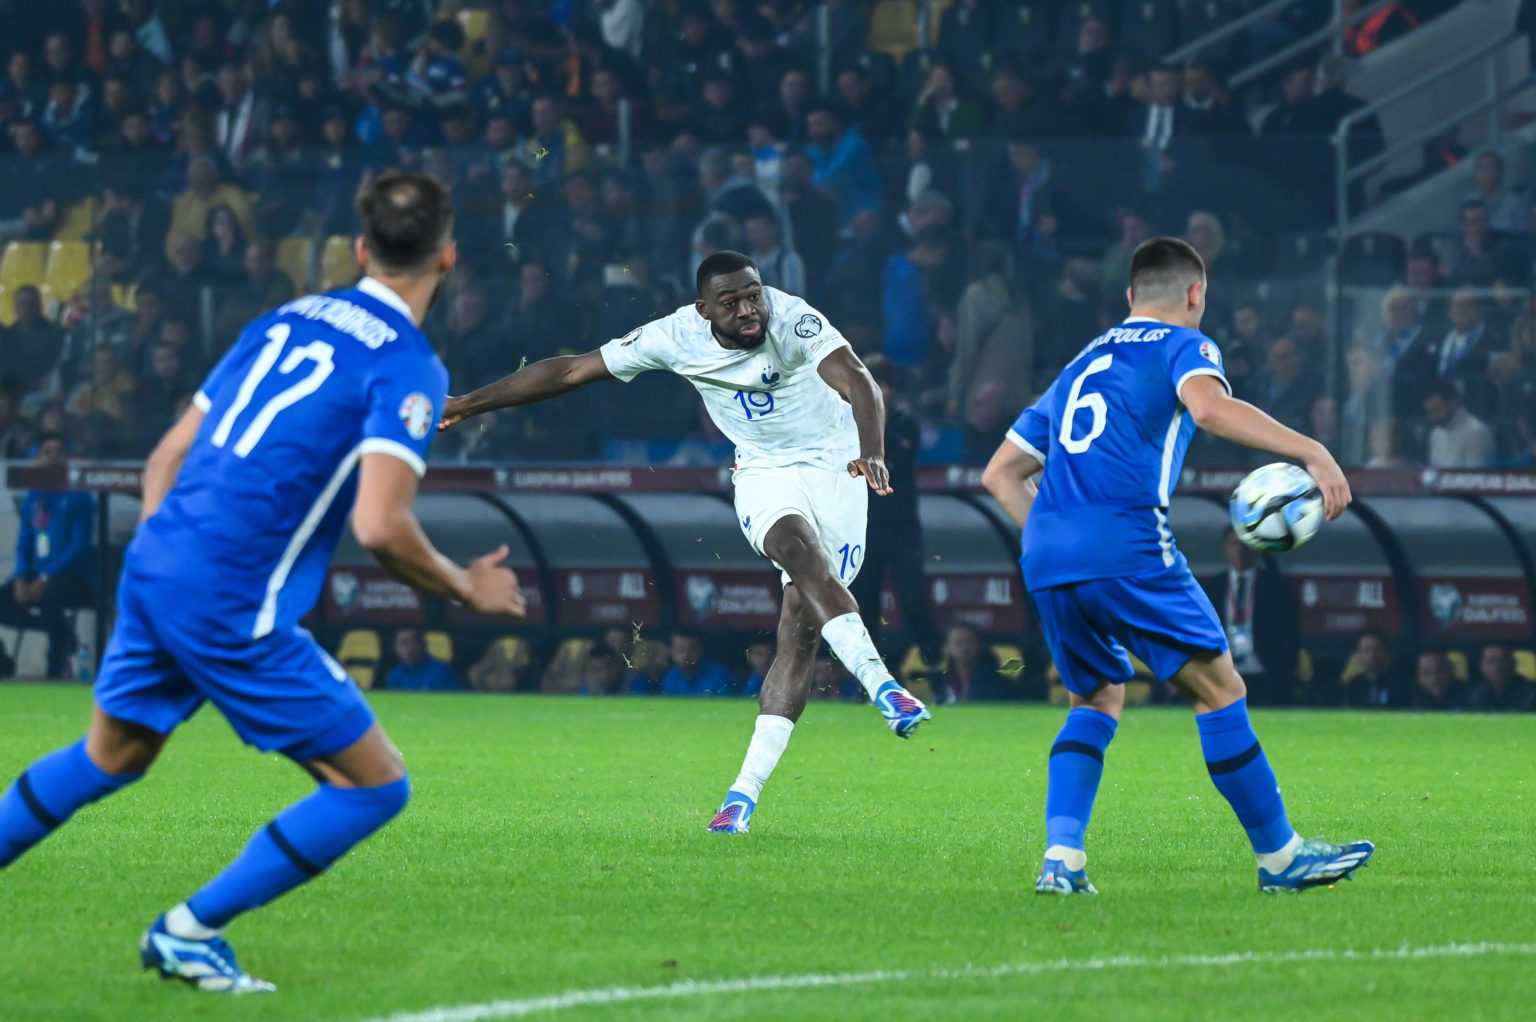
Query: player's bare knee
1070 682 1125 721
86 710 166 775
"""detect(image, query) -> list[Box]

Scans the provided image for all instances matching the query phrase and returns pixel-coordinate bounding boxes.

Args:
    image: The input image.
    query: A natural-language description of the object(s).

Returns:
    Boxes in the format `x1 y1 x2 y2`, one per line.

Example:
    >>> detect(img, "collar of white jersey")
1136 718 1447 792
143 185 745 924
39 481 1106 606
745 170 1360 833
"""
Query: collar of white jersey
1122 316 1163 325
357 276 417 325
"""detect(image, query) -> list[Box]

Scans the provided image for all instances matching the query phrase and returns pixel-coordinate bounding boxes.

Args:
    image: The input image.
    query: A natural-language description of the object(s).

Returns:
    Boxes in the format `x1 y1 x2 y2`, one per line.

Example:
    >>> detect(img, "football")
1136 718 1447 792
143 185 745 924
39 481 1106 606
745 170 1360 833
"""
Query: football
1229 462 1326 552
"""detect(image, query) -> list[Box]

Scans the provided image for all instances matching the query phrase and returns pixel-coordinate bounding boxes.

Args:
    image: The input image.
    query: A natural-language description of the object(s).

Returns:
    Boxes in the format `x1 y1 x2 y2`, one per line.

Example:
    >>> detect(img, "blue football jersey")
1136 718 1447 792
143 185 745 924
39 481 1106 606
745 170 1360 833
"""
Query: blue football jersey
128 277 447 639
1009 316 1229 589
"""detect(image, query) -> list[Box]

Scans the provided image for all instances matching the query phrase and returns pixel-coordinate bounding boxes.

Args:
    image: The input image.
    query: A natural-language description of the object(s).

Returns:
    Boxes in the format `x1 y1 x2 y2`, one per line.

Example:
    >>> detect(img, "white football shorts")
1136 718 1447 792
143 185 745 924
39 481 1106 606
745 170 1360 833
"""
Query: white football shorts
732 464 869 586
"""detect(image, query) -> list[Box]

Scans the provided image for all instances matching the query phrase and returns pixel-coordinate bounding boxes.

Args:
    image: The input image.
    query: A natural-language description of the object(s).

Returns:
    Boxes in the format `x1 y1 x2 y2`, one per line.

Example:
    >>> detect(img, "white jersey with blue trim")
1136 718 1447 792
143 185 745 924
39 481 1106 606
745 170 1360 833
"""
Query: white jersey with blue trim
597 287 858 471
1008 316 1229 590
128 277 447 640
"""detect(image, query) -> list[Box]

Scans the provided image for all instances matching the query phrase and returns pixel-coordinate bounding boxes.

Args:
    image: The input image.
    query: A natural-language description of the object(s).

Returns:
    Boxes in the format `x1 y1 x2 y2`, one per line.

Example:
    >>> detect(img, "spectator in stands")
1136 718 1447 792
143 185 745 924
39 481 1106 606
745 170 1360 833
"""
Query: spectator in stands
504 259 578 367
0 391 29 459
1464 643 1535 711
1433 288 1498 395
133 342 192 453
1333 629 1403 708
1442 200 1521 287
1424 381 1496 468
1100 207 1149 293
474 48 535 135
212 64 265 171
1412 650 1465 710
210 239 298 351
764 66 812 143
910 60 983 140
165 155 256 260
1203 527 1301 705
1129 64 1187 183
1257 335 1320 435
602 625 668 688
201 205 248 280
0 286 64 399
66 346 135 449
741 638 774 697
522 94 592 189
938 624 1014 702
578 647 626 695
468 638 530 693
805 101 881 223
960 380 1012 465
1339 346 1393 466
689 72 742 145
979 138 1057 254
0 433 94 679
1181 62 1246 136
743 213 805 296
1465 151 1525 234
836 63 897 140
948 242 1032 420
1185 210 1235 303
882 227 949 372
0 117 73 241
778 145 840 292
1066 15 1113 98
385 628 463 691
661 628 732 696
407 20 469 112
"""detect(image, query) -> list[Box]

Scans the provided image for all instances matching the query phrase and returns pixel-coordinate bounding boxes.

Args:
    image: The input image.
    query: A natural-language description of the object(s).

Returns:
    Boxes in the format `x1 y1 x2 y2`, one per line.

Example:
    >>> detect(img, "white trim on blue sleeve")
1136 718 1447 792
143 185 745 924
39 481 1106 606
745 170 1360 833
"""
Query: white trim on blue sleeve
193 391 211 412
1005 429 1048 463
1176 367 1231 405
359 437 427 477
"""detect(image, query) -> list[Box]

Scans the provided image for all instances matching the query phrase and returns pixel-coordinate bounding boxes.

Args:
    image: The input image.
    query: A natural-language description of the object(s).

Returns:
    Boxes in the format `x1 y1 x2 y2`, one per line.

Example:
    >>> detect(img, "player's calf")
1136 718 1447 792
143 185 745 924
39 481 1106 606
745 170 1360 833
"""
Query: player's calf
0 738 144 868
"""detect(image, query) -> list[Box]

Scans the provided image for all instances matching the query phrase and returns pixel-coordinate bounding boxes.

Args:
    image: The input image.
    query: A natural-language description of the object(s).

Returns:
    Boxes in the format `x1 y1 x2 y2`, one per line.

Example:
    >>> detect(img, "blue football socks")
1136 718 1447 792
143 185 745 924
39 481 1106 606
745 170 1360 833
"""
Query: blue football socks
0 739 142 868
187 776 410 929
1045 707 1118 854
1196 699 1295 855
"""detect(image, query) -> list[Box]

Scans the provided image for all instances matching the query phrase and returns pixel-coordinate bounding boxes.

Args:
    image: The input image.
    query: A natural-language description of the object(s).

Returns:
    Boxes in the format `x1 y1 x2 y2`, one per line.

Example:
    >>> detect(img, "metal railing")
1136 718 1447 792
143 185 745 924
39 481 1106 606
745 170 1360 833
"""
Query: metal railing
1166 0 1397 87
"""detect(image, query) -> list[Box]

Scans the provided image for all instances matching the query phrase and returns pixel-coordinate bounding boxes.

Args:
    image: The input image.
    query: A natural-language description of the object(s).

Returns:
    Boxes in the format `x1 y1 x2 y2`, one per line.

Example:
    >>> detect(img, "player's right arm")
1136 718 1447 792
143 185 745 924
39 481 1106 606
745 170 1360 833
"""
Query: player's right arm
140 404 205 521
440 350 614 429
1180 375 1351 520
351 453 525 616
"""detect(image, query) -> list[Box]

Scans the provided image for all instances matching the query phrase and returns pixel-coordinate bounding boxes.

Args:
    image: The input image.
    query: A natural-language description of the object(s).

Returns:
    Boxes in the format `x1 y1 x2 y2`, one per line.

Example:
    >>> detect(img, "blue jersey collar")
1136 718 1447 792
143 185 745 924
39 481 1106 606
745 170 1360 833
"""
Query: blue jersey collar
357 276 416 325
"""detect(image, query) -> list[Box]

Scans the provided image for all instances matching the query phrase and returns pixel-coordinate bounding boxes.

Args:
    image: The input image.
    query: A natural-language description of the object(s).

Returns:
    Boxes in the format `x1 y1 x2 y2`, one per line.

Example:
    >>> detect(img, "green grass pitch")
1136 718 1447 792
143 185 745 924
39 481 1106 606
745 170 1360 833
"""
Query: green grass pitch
2 684 1533 1021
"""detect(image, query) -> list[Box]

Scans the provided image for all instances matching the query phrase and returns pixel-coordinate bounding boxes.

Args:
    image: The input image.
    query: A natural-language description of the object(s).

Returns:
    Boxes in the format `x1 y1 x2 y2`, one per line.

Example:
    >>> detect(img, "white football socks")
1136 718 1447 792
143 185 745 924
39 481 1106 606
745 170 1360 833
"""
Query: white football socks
730 715 795 801
1256 831 1304 873
820 612 895 699
1045 845 1088 871
165 902 220 940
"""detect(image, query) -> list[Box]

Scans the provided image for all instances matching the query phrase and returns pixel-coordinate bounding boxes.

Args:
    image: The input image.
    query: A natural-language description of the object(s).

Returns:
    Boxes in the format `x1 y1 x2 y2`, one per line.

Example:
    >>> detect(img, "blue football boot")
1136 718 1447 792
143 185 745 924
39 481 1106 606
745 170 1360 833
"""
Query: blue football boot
1035 857 1098 895
1259 837 1375 892
140 914 275 993
707 790 755 833
874 681 931 738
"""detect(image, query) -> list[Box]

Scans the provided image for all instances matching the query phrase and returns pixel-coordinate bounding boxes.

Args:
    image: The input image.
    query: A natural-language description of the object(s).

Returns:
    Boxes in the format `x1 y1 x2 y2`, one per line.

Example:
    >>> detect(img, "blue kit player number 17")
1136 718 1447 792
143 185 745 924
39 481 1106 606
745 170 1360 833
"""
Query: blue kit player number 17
0 174 525 993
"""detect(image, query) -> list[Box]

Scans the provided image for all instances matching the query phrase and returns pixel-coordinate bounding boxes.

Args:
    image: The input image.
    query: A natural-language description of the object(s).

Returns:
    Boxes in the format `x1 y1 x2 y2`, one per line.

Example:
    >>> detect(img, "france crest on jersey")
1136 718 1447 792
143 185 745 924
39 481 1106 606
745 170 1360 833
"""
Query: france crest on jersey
130 277 447 638
1007 317 1229 591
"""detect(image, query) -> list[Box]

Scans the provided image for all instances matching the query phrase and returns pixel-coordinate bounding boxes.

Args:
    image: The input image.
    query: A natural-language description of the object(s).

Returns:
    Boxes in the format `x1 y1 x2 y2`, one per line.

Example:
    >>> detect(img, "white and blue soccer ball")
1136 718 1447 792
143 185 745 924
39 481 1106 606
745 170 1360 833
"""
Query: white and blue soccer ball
1229 463 1325 553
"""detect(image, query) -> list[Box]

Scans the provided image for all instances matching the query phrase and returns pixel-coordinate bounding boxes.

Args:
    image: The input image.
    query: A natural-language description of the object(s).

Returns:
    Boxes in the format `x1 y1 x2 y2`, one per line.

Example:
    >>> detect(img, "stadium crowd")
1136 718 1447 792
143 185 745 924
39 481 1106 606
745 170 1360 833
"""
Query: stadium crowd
4 0 1529 469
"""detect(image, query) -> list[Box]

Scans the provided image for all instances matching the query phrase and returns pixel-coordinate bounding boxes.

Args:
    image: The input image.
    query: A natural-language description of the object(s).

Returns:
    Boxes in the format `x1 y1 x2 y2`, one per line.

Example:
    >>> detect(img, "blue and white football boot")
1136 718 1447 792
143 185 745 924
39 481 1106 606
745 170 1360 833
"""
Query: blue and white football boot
1035 857 1098 895
707 790 755 833
140 914 275 993
874 680 931 738
1258 837 1375 892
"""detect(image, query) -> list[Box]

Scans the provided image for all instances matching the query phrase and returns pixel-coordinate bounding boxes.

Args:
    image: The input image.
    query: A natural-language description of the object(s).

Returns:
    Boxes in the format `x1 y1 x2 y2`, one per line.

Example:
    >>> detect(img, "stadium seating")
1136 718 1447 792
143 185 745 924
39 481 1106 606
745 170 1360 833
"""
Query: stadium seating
0 286 14 326
1271 232 1336 277
1055 0 1121 54
0 242 47 291
425 630 454 665
317 235 361 291
53 197 97 241
1117 1 1177 61
457 8 495 81
1446 650 1469 682
1517 650 1536 682
993 2 1052 63
1339 232 1406 285
868 0 921 64
544 636 595 693
1177 0 1240 60
43 241 93 301
275 236 314 294
338 629 382 691
896 48 939 108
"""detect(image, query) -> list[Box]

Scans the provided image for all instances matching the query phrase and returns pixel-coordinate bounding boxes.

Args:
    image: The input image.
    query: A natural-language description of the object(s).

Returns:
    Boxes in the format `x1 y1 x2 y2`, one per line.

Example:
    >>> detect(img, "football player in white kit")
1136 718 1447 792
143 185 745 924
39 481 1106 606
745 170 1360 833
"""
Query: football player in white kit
441 251 931 833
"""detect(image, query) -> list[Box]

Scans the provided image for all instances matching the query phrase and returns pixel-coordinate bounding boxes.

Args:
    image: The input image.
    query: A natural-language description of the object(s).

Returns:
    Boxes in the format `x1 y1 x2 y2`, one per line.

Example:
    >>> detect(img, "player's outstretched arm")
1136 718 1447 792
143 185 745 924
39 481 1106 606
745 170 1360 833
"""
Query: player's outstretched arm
981 440 1042 529
1181 375 1351 520
440 350 615 430
352 453 526 616
816 347 892 495
140 404 205 521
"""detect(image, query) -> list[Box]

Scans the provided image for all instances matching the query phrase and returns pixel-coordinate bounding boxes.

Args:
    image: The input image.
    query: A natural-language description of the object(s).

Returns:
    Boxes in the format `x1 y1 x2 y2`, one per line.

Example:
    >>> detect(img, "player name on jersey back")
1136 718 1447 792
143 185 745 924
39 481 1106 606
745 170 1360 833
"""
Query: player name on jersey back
1009 317 1230 590
598 287 859 472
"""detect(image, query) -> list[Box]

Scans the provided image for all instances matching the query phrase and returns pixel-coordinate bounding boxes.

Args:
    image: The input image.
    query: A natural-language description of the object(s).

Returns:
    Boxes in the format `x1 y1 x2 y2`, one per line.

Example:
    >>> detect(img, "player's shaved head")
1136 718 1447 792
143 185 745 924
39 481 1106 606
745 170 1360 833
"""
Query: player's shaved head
356 172 454 276
1129 237 1206 305
696 249 758 297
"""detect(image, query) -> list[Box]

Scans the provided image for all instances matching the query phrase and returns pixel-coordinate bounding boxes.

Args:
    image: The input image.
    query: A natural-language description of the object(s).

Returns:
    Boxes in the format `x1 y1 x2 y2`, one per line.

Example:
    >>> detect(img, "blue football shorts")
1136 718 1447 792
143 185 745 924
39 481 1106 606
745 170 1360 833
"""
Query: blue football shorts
94 568 376 761
1029 564 1229 696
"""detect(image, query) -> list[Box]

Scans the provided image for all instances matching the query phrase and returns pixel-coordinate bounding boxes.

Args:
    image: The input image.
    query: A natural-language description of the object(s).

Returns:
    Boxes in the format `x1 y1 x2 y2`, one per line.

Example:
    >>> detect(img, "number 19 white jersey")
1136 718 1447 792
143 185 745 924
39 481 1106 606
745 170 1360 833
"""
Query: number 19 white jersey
599 287 858 471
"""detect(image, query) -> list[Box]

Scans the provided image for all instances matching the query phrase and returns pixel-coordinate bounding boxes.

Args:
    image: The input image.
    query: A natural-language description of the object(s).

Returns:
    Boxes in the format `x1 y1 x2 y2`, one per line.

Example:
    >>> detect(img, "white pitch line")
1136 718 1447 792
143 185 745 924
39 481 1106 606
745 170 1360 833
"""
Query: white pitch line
360 942 1536 1022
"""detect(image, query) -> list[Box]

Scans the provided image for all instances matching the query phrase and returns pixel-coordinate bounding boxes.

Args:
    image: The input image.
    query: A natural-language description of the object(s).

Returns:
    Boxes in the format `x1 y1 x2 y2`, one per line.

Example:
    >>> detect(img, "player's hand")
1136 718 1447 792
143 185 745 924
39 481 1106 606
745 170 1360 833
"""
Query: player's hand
465 545 526 617
848 456 892 496
1305 448 1352 521
438 396 470 432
